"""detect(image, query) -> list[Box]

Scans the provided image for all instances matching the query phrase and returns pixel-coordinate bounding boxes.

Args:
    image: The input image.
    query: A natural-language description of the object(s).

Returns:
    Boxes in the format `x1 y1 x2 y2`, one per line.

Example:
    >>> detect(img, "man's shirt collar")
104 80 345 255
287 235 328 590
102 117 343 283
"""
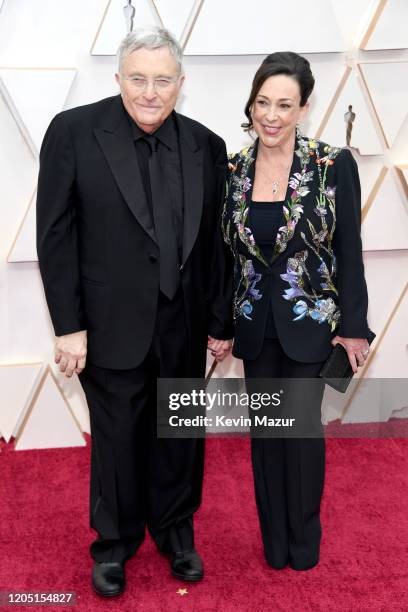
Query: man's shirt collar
127 110 177 151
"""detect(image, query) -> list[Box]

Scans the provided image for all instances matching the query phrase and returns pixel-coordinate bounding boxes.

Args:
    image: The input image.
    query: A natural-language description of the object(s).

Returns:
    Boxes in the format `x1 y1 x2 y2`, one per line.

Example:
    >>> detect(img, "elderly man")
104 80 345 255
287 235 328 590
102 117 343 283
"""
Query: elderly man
37 27 232 597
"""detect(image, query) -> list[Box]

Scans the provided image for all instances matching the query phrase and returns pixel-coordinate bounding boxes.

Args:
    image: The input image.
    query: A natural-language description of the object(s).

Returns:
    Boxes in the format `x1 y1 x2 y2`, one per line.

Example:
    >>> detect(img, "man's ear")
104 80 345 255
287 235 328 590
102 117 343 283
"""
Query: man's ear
115 73 120 85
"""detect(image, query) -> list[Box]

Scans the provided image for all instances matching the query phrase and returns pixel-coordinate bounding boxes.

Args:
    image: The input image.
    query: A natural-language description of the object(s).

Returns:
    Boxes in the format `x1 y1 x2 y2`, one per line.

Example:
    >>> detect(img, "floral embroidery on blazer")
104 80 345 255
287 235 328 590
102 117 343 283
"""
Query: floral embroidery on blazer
223 135 343 332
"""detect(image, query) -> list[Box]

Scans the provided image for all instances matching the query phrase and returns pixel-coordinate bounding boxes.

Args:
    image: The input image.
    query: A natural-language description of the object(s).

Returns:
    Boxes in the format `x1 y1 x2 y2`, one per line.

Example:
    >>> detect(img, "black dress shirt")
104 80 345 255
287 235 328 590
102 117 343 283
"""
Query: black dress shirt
127 110 184 255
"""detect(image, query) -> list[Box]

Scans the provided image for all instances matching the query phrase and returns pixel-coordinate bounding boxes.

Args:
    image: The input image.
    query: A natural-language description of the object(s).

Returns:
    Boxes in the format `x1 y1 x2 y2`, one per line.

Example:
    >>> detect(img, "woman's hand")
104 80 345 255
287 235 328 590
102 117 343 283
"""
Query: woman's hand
331 335 370 374
207 336 233 362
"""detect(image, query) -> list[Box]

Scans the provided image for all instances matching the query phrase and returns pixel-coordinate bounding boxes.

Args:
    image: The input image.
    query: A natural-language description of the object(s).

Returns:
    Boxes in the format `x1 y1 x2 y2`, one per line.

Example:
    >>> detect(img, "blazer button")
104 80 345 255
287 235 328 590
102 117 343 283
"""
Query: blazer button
148 253 158 263
179 264 184 271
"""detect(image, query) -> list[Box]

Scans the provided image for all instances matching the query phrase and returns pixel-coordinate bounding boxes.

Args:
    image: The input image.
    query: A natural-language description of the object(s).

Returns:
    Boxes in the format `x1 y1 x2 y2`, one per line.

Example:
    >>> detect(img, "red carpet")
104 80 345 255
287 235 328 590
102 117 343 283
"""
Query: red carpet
1 435 408 611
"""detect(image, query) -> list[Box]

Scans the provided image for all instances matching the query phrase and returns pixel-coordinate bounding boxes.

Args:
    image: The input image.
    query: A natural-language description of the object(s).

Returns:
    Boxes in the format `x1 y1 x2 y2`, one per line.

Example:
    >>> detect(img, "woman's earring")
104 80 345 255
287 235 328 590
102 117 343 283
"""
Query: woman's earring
296 124 302 140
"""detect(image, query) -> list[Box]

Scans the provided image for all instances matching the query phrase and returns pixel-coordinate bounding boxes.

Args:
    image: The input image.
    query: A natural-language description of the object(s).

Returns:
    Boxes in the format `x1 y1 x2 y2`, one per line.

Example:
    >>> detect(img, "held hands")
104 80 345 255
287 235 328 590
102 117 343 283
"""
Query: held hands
207 336 233 362
55 330 88 377
331 335 370 374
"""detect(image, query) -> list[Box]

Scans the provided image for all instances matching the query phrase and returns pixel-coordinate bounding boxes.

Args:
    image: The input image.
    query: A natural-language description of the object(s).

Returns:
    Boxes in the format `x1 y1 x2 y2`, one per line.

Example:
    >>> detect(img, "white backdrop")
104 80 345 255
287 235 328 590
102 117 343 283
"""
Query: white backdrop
0 0 407 448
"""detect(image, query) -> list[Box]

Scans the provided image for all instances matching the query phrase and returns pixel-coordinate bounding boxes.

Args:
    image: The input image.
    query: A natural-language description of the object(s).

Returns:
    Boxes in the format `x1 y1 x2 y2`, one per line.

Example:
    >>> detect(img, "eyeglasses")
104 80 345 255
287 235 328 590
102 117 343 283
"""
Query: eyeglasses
120 75 179 91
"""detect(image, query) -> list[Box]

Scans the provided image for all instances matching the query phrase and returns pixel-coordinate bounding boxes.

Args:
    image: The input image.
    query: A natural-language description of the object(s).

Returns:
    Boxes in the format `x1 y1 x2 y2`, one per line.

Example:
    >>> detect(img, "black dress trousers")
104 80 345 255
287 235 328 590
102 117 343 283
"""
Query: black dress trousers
244 338 325 570
79 291 204 563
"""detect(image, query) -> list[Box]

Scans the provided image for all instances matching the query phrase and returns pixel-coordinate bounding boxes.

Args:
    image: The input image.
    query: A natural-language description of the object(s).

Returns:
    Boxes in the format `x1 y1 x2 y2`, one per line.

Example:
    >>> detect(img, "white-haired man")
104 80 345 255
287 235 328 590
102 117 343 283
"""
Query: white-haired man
37 27 232 597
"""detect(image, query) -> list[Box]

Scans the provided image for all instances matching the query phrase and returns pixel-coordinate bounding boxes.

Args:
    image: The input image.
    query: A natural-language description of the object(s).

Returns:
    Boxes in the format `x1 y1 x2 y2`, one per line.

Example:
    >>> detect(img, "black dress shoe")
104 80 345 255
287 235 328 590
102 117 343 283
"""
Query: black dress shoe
266 560 288 570
92 561 125 597
170 548 203 582
290 559 319 571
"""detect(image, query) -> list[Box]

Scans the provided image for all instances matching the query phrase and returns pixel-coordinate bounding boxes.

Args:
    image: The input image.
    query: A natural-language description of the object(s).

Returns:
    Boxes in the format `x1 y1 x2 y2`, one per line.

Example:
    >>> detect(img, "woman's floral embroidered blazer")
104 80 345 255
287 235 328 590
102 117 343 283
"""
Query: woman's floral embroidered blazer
222 136 369 363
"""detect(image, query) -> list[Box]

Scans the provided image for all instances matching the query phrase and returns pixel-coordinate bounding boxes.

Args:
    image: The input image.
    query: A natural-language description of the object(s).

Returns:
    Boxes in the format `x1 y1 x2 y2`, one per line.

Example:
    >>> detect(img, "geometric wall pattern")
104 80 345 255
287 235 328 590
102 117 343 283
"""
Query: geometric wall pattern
396 165 408 197
362 283 408 380
322 275 408 425
322 273 408 424
0 363 85 450
342 281 408 422
0 68 76 262
355 154 385 209
360 62 408 148
14 366 85 451
331 0 379 49
154 0 200 43
91 0 160 55
1 0 407 447
363 250 408 341
361 0 408 50
362 168 408 251
92 0 203 53
317 67 383 155
0 68 77 157
92 0 382 56
184 0 347 55
0 362 43 443
7 189 37 262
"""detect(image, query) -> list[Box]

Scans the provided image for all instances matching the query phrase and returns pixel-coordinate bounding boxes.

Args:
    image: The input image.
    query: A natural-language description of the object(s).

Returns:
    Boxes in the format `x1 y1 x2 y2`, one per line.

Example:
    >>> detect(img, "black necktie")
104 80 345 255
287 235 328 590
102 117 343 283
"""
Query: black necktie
145 136 180 300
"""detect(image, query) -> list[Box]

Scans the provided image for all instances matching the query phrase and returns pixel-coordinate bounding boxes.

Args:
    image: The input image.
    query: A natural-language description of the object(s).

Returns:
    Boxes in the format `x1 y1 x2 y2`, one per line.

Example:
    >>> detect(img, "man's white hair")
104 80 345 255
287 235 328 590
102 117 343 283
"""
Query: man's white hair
117 26 183 73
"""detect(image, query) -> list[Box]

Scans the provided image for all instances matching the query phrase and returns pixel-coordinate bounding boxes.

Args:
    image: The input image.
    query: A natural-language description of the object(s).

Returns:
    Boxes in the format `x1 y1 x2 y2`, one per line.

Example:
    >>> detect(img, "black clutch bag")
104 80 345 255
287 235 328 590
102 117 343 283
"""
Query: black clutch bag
319 330 376 393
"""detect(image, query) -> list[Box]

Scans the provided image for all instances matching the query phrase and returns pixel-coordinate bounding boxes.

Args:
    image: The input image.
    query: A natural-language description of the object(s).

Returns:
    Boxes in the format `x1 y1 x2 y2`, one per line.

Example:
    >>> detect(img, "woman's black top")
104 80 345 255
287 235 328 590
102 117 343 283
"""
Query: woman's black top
247 200 284 339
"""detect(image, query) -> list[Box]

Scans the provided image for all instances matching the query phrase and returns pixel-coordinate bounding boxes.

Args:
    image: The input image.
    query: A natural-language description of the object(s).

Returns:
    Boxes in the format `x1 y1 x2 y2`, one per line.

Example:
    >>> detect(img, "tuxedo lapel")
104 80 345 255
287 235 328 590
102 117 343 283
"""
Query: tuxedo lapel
93 96 156 244
176 114 204 267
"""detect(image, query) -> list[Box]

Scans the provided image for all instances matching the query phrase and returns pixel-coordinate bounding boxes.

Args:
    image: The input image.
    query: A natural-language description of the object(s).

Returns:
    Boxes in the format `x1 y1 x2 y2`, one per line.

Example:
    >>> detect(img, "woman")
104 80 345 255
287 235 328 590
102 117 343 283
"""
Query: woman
222 52 371 570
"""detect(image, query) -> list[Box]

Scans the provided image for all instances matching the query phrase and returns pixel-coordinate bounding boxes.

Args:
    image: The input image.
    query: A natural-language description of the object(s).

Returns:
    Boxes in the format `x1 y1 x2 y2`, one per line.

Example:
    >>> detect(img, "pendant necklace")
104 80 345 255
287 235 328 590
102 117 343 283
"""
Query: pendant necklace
256 160 291 201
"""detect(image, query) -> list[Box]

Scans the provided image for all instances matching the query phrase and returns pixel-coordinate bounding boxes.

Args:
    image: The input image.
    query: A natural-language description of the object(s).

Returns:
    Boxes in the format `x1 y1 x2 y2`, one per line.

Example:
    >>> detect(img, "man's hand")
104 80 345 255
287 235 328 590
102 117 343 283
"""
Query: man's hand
331 335 370 374
55 330 88 377
207 336 233 362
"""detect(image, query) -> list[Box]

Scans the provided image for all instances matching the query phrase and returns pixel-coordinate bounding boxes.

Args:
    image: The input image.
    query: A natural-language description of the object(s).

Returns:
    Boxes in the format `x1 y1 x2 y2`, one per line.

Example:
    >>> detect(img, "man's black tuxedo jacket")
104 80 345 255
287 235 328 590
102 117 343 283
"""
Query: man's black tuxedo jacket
37 95 233 372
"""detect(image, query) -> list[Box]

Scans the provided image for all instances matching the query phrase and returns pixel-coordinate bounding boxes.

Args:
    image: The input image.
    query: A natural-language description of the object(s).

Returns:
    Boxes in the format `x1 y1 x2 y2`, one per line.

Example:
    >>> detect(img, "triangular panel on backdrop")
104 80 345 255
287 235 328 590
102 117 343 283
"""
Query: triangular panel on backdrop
153 0 199 46
317 67 383 155
0 87 38 254
360 62 408 148
363 284 408 379
343 284 408 423
305 61 346 139
15 366 85 450
7 189 37 263
363 250 408 345
0 363 43 443
184 0 345 55
91 0 161 55
362 167 408 251
348 150 384 209
361 0 408 50
329 0 378 49
362 165 388 221
396 165 408 199
0 68 76 157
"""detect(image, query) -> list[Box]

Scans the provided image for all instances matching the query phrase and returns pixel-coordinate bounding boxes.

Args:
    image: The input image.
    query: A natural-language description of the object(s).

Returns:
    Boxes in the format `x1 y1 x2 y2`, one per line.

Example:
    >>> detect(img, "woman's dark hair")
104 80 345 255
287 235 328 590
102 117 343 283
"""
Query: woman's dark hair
242 51 315 131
